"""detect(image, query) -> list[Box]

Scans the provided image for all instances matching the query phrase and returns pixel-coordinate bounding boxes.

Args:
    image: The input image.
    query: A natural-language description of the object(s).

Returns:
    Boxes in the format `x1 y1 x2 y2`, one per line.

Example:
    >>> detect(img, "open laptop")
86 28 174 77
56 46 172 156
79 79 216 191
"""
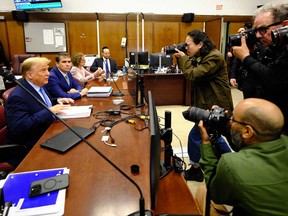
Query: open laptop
40 126 95 153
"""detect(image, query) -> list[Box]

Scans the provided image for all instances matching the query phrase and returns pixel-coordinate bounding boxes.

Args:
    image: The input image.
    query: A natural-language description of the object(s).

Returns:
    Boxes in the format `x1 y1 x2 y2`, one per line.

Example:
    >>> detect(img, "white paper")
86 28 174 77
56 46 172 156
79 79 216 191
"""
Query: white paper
57 105 93 119
43 29 54 45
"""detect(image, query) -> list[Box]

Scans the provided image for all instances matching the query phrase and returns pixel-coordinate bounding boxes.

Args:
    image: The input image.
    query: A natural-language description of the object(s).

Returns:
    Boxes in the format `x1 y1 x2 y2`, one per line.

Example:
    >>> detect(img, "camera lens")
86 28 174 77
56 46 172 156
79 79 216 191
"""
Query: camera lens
182 106 210 123
272 26 288 47
163 43 186 54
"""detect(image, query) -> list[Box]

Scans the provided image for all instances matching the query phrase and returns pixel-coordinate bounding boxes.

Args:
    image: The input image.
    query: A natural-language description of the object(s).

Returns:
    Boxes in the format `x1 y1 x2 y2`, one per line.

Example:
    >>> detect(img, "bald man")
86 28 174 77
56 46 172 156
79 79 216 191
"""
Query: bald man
199 98 288 216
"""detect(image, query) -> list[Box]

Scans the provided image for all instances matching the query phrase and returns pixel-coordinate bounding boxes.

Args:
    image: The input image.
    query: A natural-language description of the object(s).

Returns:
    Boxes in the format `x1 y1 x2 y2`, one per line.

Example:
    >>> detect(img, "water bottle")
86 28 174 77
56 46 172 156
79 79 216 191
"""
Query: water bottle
122 66 126 74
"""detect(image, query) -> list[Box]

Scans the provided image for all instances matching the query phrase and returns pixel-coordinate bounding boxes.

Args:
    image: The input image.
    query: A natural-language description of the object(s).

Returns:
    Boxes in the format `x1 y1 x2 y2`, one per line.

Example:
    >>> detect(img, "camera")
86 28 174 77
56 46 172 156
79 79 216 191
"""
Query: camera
182 106 229 135
0 67 15 82
272 26 288 47
228 29 257 48
163 43 186 54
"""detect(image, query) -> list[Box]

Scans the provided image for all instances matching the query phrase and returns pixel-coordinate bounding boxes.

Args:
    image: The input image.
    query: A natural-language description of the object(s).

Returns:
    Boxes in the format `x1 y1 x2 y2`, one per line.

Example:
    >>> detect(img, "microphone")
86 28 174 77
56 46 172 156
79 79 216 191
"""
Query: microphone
0 68 152 216
107 71 124 96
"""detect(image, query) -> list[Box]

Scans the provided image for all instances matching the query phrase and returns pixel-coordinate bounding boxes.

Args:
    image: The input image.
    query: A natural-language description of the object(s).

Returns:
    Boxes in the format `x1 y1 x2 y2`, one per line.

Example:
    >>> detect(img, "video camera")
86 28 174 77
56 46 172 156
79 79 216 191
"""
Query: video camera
163 43 187 54
228 28 257 49
272 26 288 47
182 106 229 138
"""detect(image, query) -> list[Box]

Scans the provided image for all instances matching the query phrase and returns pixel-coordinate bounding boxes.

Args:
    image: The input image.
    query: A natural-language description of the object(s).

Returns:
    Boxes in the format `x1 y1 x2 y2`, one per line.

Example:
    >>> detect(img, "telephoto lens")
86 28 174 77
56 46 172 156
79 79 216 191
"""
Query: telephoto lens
163 43 186 54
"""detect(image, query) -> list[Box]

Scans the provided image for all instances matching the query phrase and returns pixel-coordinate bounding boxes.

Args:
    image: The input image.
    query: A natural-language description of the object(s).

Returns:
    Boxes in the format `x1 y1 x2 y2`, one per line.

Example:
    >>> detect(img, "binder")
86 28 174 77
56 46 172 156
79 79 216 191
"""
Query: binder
2 167 69 216
87 86 113 97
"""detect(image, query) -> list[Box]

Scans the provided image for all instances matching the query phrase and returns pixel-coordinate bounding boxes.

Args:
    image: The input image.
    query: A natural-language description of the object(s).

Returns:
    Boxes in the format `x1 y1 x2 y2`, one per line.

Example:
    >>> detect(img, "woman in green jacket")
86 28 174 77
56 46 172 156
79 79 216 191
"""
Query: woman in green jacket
174 30 234 182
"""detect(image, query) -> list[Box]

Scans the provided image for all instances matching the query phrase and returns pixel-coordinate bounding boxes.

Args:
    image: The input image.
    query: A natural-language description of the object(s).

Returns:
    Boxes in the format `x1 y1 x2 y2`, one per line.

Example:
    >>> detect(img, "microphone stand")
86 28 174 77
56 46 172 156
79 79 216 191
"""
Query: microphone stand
0 69 151 216
107 71 124 96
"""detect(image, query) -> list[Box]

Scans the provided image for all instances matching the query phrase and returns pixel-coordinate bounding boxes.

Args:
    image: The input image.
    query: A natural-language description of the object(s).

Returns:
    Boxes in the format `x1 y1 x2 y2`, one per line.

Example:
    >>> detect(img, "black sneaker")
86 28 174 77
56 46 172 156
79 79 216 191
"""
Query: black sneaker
184 166 204 182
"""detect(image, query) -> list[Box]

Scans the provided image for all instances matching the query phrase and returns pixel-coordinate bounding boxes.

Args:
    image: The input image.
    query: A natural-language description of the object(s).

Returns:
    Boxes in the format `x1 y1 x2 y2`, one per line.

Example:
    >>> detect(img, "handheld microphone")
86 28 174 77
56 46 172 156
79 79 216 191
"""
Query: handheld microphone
107 71 124 96
0 68 151 216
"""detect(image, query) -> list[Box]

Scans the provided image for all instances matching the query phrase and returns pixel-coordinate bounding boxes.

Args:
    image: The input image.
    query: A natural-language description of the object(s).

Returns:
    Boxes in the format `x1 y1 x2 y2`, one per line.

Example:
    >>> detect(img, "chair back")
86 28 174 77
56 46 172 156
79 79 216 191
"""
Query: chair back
11 54 36 75
2 87 15 104
0 105 7 145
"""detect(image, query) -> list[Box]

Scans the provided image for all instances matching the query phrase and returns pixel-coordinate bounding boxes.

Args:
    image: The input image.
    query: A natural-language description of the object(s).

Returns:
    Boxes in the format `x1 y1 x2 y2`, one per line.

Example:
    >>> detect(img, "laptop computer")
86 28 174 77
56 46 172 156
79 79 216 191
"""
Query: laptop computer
40 126 95 153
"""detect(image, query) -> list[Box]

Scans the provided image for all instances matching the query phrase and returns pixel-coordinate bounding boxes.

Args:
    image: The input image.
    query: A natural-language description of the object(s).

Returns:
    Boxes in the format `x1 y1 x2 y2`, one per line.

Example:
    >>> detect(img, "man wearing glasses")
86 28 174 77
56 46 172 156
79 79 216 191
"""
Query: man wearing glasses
232 2 288 134
198 98 288 215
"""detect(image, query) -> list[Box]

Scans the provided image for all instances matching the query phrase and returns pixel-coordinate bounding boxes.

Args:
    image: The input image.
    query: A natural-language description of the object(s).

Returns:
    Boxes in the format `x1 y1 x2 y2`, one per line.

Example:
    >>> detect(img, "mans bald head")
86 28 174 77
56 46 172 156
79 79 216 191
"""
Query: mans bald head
235 98 284 139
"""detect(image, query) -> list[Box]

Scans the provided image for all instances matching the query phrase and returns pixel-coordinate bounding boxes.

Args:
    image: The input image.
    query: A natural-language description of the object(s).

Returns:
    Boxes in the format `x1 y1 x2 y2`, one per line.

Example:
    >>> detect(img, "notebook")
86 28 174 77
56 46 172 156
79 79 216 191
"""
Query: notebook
40 126 95 153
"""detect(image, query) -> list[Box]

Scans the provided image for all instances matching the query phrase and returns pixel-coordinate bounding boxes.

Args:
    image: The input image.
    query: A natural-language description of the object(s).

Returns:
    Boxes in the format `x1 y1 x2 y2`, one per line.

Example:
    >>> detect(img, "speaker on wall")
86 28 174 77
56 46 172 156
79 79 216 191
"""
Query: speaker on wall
182 13 194 23
12 10 29 22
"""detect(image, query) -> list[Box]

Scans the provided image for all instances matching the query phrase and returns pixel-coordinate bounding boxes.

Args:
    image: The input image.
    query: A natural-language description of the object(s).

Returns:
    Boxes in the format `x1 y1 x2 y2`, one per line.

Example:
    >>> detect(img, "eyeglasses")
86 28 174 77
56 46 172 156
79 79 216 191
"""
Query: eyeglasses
254 21 283 35
229 115 249 126
230 115 261 134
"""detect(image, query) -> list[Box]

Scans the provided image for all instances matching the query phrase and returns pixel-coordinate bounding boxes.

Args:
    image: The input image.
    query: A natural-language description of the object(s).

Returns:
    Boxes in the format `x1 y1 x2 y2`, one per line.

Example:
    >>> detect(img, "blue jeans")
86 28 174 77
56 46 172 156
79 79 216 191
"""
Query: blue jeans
188 125 232 164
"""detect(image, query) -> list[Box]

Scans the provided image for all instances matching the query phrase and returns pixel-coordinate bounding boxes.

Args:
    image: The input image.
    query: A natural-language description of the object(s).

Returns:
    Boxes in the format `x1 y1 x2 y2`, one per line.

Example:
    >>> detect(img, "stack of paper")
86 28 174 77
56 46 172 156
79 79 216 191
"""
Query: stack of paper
87 86 113 97
2 167 69 216
56 105 93 119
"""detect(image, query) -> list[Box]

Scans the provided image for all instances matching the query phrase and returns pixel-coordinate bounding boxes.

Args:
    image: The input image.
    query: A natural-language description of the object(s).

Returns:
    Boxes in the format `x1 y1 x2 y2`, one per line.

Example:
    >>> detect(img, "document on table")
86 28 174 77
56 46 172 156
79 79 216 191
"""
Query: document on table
56 105 93 119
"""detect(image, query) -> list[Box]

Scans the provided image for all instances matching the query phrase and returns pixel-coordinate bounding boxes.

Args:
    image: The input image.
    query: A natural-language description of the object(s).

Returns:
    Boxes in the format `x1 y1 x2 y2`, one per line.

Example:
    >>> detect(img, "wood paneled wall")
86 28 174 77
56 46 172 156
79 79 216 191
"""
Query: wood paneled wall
0 12 252 68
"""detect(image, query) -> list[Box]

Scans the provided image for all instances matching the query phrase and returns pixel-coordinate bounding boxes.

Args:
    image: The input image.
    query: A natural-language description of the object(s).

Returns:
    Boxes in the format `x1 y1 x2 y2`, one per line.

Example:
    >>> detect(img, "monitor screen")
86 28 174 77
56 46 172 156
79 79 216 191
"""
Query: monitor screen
149 53 172 69
14 0 62 10
148 91 161 210
129 51 149 67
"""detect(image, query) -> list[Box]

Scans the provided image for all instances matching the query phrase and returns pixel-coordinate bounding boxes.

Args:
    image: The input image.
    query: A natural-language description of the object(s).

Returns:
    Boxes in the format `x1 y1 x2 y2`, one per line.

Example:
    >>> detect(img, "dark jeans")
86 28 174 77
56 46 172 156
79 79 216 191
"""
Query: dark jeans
188 125 232 163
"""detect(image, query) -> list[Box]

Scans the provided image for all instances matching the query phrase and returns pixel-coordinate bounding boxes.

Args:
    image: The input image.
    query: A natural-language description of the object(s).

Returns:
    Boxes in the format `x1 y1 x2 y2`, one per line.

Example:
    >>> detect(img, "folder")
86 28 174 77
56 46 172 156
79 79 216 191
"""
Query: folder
2 167 69 216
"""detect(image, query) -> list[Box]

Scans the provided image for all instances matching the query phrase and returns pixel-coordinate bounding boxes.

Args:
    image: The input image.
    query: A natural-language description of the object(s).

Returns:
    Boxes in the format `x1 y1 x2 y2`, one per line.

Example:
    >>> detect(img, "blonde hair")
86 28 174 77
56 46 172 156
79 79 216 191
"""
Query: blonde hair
22 57 51 78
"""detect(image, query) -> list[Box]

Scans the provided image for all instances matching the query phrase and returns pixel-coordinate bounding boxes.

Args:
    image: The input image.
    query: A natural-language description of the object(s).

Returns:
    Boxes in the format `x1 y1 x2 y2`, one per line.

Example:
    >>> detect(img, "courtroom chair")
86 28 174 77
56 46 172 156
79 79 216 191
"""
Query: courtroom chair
0 104 27 178
2 86 15 104
11 54 36 75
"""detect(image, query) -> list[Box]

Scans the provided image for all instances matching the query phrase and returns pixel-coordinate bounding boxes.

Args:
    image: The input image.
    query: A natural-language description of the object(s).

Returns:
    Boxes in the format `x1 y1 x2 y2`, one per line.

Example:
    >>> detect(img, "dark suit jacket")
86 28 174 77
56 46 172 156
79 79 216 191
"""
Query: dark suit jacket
45 66 83 100
90 58 118 73
5 79 55 165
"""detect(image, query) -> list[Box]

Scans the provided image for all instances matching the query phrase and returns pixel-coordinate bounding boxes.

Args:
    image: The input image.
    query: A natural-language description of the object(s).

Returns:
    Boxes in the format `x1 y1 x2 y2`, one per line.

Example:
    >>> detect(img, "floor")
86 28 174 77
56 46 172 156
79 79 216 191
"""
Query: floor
156 87 243 205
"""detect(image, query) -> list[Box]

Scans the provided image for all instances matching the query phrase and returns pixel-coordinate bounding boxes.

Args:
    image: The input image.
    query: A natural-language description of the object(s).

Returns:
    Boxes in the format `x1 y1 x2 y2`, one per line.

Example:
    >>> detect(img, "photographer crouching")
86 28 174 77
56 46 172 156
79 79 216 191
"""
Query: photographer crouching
197 98 288 216
232 2 288 135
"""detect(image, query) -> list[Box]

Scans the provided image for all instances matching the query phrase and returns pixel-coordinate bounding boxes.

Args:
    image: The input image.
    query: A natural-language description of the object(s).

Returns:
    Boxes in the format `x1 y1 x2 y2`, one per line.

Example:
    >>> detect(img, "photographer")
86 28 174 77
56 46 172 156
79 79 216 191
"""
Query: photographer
232 2 288 134
173 30 234 181
198 98 288 216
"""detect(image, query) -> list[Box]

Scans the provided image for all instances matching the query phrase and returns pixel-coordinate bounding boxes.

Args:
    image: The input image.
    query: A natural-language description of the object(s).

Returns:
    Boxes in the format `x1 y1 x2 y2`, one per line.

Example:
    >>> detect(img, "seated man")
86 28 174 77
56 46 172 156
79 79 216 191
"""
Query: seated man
90 46 118 75
199 98 288 215
5 57 74 169
45 53 88 99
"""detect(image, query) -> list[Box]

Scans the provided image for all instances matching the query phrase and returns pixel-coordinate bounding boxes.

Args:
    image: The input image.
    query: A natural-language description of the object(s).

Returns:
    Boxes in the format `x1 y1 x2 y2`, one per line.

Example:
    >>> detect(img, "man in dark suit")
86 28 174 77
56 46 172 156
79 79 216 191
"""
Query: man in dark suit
45 53 88 100
5 57 73 169
90 46 118 74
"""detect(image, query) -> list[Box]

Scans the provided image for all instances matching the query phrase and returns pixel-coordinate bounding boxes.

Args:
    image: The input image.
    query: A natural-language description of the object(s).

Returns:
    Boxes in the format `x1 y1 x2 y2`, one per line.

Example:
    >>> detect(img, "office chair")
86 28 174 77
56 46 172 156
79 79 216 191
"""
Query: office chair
11 54 36 75
1 87 15 104
0 104 27 178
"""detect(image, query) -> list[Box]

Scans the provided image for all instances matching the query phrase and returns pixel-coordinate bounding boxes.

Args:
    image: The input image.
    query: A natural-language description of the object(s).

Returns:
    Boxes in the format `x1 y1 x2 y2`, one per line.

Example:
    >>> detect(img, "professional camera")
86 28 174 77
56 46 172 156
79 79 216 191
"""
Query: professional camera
272 26 288 47
228 28 257 48
163 43 186 54
182 106 229 135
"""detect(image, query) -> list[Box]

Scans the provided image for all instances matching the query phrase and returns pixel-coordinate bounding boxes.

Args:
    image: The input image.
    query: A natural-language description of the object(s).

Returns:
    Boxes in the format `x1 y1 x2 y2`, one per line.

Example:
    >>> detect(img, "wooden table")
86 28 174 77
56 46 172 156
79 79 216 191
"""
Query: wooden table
14 76 201 216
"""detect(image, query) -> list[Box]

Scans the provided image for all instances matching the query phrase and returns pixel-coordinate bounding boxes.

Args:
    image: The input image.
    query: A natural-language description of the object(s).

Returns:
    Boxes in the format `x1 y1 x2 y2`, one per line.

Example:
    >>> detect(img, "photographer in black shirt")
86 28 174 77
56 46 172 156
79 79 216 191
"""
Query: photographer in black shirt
232 2 288 134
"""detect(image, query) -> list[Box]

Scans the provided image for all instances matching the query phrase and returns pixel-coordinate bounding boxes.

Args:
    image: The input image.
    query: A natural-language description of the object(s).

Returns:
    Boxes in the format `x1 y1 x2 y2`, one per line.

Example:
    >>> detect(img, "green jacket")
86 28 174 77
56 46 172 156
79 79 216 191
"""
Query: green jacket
200 135 288 216
178 49 233 113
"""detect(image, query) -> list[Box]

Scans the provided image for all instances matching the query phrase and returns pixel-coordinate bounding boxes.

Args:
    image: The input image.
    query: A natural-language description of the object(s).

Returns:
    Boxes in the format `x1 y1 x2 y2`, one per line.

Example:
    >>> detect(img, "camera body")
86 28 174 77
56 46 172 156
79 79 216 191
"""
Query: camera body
163 43 186 54
182 106 229 135
228 29 257 49
272 26 288 47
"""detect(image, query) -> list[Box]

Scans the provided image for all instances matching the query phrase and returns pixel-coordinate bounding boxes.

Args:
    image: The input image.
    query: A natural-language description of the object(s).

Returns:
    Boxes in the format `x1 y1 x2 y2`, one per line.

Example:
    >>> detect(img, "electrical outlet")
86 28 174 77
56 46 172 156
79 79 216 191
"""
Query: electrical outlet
121 37 126 47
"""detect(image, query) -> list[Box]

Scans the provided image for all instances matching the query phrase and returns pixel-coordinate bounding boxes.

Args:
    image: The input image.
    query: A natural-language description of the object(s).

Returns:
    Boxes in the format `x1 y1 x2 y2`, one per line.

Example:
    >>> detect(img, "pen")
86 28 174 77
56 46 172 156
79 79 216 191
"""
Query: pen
2 201 12 216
